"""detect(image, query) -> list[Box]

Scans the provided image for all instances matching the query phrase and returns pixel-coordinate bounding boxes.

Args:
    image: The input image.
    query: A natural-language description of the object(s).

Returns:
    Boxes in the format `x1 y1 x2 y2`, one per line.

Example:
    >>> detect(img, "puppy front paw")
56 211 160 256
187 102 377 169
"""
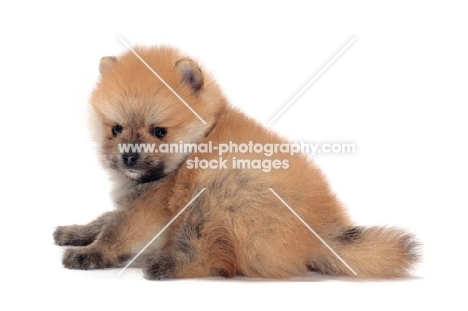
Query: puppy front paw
53 226 94 246
143 252 176 280
62 247 112 269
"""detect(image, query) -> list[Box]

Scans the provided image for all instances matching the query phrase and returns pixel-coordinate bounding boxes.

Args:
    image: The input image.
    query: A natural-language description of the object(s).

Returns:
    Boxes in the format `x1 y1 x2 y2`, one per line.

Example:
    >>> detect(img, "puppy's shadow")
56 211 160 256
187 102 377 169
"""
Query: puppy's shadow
198 271 424 283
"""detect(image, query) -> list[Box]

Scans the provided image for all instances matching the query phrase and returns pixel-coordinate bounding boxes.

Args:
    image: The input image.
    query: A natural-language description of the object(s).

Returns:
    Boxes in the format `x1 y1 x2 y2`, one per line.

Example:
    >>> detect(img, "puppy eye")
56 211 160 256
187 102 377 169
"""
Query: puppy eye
151 127 167 139
112 125 123 136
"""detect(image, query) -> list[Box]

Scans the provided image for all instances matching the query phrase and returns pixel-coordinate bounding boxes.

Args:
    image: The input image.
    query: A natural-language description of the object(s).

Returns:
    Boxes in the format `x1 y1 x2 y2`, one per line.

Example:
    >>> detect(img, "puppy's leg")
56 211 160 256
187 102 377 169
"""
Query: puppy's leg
53 212 114 246
61 207 170 270
60 211 125 269
143 210 237 279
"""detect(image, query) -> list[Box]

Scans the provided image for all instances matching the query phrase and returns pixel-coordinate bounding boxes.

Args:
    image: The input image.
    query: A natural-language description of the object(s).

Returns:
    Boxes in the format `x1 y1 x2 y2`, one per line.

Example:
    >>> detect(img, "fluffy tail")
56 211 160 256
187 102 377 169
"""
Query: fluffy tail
311 226 420 278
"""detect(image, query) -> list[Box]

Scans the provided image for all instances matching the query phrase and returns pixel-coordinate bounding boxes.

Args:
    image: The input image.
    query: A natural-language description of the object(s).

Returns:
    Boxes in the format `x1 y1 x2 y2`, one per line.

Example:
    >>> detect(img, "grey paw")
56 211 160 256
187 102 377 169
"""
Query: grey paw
143 253 176 280
53 226 94 246
62 248 111 270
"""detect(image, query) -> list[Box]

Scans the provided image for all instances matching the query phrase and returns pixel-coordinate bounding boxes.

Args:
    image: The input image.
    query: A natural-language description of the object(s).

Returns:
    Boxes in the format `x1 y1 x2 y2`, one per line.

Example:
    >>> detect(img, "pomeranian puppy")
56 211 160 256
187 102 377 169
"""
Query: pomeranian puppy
54 46 419 279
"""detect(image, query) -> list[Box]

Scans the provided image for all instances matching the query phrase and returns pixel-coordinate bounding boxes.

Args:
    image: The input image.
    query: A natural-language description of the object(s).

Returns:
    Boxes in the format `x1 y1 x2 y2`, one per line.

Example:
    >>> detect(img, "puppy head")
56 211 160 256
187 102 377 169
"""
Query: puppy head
90 46 224 183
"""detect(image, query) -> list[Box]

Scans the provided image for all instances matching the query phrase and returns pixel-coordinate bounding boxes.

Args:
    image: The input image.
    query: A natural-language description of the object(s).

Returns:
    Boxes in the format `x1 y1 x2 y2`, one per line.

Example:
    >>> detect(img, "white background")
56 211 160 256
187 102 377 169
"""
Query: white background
1 1 467 310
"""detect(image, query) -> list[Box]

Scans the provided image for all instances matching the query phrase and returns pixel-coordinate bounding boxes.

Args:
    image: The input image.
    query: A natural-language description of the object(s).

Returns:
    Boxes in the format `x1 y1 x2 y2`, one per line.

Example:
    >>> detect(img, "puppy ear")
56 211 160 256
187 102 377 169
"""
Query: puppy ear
99 56 117 75
175 59 203 92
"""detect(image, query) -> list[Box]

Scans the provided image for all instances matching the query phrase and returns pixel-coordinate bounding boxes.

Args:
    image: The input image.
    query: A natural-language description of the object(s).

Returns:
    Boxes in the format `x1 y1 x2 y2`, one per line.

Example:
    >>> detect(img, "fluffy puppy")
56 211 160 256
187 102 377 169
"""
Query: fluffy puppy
54 46 419 279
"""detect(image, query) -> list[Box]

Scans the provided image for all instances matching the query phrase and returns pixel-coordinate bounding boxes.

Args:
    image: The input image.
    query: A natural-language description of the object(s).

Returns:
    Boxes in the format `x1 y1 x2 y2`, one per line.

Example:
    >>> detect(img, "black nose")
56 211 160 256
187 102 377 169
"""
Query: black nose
121 152 140 167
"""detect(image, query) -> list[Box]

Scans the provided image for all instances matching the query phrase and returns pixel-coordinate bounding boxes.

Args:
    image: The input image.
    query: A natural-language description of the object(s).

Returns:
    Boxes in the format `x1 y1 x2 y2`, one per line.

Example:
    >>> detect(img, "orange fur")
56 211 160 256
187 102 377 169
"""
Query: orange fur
54 46 420 279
